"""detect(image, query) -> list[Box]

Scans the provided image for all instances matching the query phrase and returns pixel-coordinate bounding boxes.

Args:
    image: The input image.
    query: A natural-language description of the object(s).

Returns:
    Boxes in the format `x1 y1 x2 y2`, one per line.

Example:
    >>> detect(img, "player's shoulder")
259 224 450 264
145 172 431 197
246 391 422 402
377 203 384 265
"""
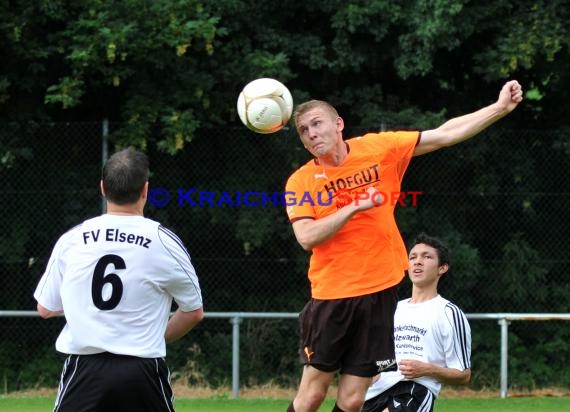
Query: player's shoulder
63 221 85 235
434 295 455 310
157 224 189 251
54 221 85 244
347 132 402 154
352 131 419 143
349 132 379 141
157 223 182 240
347 133 379 147
438 296 469 321
437 295 463 310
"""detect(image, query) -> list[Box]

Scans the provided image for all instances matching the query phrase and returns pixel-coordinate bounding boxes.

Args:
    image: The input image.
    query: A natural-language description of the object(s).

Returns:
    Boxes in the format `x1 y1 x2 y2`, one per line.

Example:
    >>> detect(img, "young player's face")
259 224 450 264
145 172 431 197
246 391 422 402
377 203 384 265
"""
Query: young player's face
408 243 446 287
296 108 342 158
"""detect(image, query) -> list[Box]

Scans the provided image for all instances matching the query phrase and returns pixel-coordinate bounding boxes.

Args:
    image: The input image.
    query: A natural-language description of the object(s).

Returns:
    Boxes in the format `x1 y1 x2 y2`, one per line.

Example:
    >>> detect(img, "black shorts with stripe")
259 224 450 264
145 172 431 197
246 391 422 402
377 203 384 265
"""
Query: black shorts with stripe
297 286 399 377
53 352 175 412
362 381 435 412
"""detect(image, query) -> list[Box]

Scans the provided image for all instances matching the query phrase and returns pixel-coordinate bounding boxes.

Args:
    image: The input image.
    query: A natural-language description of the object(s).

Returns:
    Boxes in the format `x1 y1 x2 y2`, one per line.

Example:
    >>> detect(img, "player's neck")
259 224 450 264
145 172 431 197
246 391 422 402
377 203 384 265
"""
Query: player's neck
105 202 144 216
409 287 438 304
316 141 349 167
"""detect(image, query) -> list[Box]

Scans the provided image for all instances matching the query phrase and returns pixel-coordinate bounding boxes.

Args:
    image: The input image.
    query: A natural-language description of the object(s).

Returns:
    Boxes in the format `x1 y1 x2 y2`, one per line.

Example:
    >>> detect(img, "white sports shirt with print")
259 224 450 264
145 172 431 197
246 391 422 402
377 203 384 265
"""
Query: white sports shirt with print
365 295 471 399
34 214 202 358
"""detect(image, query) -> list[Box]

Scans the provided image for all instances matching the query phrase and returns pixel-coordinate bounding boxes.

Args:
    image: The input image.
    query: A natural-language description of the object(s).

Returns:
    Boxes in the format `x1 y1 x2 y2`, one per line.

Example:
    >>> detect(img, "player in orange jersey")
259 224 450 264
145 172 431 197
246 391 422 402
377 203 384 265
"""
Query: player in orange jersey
285 80 523 412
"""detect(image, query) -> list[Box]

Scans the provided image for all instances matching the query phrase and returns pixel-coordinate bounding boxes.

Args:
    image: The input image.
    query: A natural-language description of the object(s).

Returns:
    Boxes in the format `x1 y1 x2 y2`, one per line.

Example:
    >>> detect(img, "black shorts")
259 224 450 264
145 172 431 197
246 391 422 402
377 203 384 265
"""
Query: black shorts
297 286 398 377
361 381 435 412
53 352 175 412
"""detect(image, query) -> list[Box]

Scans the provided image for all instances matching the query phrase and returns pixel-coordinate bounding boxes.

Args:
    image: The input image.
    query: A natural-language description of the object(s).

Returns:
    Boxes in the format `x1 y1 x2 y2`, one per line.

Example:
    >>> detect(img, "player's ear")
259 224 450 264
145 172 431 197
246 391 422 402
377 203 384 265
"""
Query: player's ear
141 181 149 200
100 180 106 197
438 263 449 276
336 116 344 132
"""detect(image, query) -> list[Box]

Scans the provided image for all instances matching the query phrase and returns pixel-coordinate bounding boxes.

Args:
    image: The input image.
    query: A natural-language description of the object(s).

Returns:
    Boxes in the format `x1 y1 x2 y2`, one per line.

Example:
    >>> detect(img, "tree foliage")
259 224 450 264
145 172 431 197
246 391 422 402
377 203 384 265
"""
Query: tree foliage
2 0 570 149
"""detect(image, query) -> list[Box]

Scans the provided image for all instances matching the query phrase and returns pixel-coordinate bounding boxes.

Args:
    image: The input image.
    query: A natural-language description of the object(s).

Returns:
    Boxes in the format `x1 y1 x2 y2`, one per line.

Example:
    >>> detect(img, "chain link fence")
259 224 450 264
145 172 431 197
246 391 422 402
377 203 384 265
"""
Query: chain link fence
1 121 569 393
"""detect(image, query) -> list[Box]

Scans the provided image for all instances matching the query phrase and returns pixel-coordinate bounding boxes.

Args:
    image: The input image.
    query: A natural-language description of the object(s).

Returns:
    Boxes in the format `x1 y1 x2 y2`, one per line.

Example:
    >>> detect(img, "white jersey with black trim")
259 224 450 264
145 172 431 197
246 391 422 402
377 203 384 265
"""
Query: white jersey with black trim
34 214 203 358
366 295 471 399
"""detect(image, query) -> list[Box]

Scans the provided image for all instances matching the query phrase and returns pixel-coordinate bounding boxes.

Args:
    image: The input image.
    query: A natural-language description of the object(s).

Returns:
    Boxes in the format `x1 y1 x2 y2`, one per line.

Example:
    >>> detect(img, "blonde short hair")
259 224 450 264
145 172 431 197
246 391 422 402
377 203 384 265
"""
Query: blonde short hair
293 100 339 129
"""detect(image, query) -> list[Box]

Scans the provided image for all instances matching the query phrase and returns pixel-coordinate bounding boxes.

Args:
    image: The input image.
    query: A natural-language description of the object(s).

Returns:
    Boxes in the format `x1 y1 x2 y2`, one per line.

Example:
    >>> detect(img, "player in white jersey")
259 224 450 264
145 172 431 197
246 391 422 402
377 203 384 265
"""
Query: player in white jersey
362 233 471 412
34 148 204 412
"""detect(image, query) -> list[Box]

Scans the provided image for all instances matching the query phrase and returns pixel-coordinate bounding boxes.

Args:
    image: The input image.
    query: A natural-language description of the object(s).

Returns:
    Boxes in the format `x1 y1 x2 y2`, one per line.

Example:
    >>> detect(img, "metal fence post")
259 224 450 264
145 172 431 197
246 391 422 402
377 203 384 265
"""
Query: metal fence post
230 315 242 399
498 317 510 399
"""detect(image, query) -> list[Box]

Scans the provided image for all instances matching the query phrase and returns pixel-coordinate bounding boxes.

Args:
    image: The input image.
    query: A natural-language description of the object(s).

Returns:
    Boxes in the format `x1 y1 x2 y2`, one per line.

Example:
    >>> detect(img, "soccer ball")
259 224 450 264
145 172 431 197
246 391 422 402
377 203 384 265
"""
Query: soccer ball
237 78 293 134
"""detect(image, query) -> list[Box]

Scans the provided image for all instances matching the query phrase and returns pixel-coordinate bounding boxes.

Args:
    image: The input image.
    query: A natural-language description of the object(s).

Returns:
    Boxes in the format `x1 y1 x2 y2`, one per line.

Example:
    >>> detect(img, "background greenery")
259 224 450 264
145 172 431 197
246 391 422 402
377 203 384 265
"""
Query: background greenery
1 0 569 393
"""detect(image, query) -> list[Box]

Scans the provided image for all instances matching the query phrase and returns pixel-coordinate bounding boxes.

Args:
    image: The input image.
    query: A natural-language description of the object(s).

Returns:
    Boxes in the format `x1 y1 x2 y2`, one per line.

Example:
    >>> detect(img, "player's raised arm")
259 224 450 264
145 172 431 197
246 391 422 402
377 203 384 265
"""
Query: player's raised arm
414 80 523 157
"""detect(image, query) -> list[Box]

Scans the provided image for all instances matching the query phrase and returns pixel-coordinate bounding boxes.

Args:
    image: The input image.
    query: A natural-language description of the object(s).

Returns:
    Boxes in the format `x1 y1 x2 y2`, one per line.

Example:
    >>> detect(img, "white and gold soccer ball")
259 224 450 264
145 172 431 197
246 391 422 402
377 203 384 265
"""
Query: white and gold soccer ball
237 78 293 134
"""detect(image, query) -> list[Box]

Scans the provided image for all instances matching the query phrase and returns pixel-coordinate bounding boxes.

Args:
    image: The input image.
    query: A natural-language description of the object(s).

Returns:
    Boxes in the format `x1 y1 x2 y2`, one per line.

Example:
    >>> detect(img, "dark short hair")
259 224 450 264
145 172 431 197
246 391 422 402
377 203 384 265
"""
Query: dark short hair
410 233 451 272
102 148 149 205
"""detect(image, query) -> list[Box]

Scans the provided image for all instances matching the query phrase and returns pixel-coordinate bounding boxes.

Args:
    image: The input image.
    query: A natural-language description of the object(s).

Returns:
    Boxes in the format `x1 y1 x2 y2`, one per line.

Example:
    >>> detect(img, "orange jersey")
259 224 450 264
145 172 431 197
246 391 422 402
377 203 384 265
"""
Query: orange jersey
285 131 420 299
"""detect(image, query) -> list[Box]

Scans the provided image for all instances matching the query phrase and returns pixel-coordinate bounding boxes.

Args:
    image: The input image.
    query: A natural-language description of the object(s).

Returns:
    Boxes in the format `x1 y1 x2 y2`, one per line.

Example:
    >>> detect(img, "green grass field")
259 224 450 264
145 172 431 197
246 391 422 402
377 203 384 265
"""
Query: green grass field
1 396 569 411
